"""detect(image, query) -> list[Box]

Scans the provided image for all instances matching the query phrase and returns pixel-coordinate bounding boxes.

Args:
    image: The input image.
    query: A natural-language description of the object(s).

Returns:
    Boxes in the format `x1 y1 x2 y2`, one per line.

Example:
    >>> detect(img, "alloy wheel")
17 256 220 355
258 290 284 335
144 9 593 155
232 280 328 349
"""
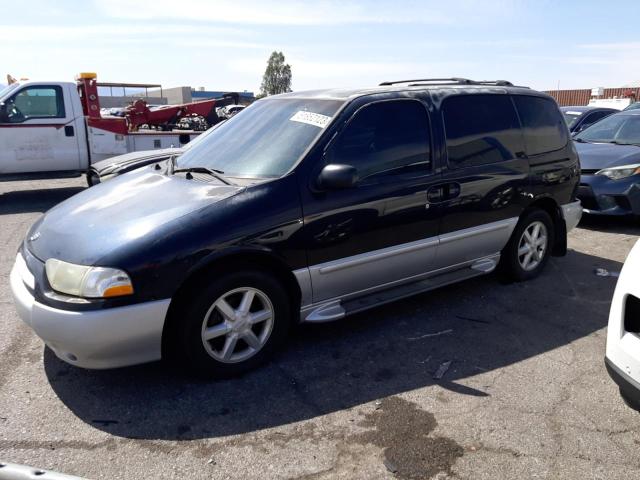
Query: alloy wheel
200 287 274 363
517 221 548 271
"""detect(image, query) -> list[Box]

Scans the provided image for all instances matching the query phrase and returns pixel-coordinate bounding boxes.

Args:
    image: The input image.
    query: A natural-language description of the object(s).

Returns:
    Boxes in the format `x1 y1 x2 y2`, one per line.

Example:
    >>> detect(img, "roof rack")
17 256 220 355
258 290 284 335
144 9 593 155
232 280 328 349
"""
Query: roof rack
379 78 515 87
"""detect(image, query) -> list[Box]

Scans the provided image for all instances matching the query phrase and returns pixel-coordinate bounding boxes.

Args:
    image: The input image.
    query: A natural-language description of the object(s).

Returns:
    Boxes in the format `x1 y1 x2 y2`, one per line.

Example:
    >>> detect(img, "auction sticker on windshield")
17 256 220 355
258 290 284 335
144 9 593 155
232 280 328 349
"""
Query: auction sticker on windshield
290 111 332 128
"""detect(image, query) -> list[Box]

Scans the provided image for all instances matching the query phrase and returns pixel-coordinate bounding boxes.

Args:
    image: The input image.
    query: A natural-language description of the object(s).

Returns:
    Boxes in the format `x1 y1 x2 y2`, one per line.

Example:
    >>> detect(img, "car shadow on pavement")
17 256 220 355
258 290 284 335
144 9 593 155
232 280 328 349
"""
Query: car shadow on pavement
0 187 85 215
44 248 620 441
578 214 639 235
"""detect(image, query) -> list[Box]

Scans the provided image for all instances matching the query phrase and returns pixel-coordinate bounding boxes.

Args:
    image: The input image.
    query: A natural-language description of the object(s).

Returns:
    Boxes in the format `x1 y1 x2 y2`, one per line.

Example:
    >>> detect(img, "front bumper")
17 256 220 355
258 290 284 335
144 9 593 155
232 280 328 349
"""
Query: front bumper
606 357 640 410
577 174 640 216
605 239 640 409
10 253 170 369
561 200 582 232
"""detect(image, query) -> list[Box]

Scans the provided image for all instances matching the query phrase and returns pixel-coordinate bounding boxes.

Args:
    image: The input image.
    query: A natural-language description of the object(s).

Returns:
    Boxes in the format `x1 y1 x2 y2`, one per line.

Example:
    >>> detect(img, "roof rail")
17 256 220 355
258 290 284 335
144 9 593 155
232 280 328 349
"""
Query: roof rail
379 78 474 86
379 78 516 87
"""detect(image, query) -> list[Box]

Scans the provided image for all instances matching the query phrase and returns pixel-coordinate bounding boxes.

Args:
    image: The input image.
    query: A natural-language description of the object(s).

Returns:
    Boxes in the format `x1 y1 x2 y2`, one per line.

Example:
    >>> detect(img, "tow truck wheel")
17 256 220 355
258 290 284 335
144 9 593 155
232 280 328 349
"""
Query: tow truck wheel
86 171 100 187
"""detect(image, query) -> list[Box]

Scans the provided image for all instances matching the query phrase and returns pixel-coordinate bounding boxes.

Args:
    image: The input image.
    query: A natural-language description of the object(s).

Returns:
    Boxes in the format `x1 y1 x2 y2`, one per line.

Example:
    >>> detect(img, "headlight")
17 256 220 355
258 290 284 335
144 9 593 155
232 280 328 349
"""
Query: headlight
596 164 640 180
45 259 133 298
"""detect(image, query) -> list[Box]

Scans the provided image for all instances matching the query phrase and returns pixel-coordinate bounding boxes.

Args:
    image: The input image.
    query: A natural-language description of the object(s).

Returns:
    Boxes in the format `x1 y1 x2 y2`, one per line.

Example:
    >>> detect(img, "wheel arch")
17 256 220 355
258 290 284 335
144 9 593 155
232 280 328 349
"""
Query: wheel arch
526 196 566 256
161 248 302 359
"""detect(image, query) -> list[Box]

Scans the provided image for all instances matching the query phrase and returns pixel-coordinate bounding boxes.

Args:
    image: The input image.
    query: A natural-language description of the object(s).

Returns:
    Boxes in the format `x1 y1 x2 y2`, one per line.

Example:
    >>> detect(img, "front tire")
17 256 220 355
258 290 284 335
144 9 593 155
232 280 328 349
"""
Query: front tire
500 209 555 282
176 270 291 378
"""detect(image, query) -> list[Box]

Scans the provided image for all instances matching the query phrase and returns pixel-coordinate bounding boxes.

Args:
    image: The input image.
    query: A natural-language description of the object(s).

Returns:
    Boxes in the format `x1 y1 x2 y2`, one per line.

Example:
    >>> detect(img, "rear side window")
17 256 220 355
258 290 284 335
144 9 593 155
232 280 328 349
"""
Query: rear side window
443 94 523 169
583 110 613 127
513 96 567 155
329 100 431 181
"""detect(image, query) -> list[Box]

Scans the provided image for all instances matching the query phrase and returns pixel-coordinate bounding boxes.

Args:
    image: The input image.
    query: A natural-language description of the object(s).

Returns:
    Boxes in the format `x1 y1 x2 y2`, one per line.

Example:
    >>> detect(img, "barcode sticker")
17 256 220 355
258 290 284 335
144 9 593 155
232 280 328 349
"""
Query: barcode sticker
290 111 332 128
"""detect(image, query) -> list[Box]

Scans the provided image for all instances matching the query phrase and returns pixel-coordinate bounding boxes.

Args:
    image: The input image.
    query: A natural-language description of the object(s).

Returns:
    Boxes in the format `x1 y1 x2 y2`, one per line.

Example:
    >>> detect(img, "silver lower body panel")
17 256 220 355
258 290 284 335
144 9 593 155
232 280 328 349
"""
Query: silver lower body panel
295 218 518 323
10 254 169 369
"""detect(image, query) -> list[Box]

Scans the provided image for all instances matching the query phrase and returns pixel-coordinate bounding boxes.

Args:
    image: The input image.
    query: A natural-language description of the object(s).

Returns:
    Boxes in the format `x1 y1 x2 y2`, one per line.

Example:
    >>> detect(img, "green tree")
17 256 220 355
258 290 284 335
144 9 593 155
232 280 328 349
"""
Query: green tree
260 51 292 96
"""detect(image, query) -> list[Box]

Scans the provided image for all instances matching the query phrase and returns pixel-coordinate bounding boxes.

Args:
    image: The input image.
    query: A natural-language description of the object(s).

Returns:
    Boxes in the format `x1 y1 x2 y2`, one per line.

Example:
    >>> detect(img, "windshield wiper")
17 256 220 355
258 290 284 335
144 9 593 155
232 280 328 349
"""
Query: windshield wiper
608 140 640 147
172 166 234 185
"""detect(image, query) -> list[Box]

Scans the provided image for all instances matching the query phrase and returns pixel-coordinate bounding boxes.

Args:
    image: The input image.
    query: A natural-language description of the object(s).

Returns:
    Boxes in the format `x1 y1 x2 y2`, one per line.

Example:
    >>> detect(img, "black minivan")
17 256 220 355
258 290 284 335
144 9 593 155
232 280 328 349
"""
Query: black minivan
10 78 582 377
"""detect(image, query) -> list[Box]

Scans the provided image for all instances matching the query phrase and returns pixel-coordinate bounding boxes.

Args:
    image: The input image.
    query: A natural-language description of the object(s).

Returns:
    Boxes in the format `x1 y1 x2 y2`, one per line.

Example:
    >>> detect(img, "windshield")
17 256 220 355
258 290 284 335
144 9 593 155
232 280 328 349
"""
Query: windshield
575 114 640 145
176 98 344 178
624 102 640 111
182 122 220 150
562 111 582 128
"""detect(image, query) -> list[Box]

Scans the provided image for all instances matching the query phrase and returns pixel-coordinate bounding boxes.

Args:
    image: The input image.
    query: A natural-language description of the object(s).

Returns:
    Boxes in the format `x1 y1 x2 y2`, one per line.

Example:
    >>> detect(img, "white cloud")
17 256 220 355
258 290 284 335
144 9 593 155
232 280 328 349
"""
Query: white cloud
0 24 251 42
579 42 640 51
92 0 509 26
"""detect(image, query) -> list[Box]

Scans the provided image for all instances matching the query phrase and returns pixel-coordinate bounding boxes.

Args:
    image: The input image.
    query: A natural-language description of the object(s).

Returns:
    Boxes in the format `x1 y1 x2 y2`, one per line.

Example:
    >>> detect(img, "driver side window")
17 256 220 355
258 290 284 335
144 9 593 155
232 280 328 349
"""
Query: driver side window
3 86 65 123
327 99 431 182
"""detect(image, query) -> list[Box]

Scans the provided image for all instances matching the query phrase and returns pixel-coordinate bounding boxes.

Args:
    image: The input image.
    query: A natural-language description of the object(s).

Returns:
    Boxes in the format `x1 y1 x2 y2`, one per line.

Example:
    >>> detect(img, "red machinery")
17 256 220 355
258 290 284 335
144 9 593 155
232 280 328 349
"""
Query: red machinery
76 72 239 132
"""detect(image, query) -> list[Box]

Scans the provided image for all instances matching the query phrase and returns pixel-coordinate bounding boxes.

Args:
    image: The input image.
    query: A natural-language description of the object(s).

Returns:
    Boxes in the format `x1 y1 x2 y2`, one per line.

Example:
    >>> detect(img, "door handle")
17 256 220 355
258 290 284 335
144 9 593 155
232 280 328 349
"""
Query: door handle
64 125 74 137
427 183 461 205
427 186 444 203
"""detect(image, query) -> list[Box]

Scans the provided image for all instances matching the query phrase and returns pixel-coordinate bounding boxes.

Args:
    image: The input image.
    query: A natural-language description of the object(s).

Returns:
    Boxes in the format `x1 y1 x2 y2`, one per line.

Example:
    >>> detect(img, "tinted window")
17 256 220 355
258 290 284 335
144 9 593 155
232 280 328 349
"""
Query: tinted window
513 96 567 155
583 110 613 127
5 86 65 122
329 100 431 181
443 94 523 168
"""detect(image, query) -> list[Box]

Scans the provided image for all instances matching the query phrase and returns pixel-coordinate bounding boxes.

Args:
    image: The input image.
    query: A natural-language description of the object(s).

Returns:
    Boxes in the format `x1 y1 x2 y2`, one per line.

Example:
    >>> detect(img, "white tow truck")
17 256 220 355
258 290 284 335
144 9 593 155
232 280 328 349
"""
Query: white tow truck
0 72 237 181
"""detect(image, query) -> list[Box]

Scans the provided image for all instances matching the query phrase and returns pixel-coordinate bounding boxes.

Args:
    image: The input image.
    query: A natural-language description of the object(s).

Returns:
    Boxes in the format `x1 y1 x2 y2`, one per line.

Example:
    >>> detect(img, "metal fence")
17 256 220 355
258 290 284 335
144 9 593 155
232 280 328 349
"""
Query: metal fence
544 87 640 106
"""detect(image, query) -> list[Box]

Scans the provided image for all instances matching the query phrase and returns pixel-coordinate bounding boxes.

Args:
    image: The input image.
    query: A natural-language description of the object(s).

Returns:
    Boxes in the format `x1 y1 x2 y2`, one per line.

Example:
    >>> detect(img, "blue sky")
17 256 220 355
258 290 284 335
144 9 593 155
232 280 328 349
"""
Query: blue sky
2 0 639 93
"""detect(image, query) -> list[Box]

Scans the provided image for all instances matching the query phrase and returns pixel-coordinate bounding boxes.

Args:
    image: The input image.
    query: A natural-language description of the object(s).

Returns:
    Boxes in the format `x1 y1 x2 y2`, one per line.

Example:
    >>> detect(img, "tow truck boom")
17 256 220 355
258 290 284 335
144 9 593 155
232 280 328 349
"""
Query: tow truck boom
76 72 239 132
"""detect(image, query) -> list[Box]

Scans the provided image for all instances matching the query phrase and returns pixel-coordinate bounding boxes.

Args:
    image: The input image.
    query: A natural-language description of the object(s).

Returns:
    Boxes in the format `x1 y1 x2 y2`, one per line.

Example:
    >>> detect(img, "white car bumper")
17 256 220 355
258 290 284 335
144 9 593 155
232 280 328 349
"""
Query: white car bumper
606 239 640 408
10 253 170 369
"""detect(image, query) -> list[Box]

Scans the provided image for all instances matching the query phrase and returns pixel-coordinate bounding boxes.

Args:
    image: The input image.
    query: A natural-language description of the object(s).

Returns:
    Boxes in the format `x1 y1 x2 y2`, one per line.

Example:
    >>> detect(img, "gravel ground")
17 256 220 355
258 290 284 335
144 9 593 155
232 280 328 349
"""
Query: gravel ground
1 177 640 480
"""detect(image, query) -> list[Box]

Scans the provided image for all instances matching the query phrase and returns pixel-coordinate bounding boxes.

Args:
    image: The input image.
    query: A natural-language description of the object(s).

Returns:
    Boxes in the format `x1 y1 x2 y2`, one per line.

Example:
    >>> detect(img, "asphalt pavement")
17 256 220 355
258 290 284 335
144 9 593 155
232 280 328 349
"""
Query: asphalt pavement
1 177 640 479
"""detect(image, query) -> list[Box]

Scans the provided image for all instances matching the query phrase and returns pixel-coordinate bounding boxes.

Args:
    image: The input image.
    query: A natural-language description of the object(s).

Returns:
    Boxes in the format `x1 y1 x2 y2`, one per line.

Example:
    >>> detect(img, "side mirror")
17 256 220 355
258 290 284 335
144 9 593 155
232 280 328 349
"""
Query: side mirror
317 164 358 190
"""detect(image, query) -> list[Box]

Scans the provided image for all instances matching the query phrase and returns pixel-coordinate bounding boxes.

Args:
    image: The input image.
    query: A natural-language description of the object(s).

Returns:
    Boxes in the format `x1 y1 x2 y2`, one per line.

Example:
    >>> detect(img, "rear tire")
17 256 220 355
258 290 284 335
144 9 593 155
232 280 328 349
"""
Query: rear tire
500 209 555 282
175 270 291 378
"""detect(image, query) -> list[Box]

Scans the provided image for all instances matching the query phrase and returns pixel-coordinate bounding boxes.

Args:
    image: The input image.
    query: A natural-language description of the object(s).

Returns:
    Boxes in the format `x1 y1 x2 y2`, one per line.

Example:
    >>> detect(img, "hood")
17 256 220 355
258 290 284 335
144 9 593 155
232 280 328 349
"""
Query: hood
575 141 640 171
26 168 241 265
91 148 183 175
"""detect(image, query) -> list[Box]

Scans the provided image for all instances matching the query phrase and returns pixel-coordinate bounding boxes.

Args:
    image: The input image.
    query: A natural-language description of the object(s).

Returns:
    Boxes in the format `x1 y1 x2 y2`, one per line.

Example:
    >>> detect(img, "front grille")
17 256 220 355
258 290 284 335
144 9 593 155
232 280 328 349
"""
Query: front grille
624 294 640 333
616 196 632 211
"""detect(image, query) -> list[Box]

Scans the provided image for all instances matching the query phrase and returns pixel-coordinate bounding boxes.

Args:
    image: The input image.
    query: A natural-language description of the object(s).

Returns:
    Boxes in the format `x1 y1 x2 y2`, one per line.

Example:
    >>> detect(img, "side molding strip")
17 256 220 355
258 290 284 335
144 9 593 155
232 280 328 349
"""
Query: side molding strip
293 217 518 310
318 237 439 275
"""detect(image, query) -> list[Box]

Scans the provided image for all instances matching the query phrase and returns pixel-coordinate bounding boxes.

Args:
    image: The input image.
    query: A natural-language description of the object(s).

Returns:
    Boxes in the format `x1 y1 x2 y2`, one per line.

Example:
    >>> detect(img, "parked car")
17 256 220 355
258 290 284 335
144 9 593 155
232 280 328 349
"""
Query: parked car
560 106 617 134
10 78 581 377
87 123 220 185
606 239 640 410
574 110 640 216
217 104 246 119
87 147 182 186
